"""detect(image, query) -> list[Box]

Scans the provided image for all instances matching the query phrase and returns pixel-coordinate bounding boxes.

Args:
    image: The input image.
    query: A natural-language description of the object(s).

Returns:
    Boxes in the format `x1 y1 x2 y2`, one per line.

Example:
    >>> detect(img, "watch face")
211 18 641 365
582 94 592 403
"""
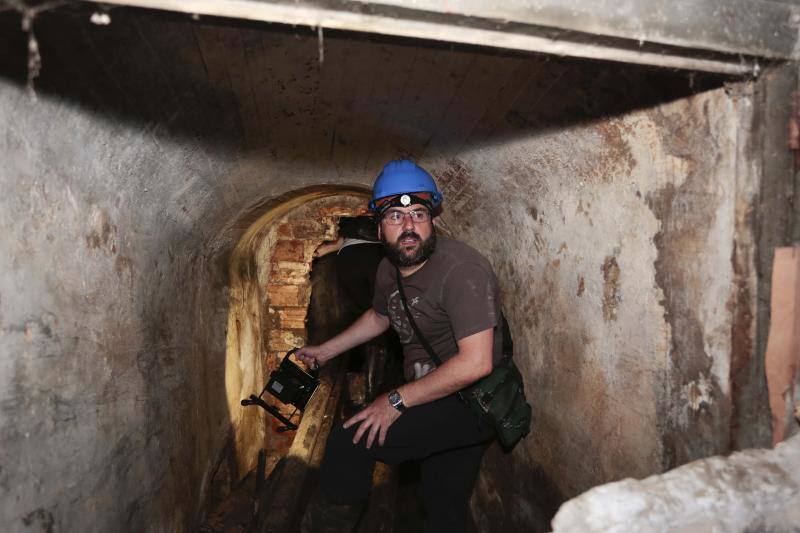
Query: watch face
388 390 404 410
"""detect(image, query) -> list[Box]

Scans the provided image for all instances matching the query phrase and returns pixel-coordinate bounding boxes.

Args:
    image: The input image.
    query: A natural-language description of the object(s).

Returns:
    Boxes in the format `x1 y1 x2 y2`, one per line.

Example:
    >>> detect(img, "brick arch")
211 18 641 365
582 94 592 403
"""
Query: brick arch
261 195 369 437
222 186 371 482
265 195 371 362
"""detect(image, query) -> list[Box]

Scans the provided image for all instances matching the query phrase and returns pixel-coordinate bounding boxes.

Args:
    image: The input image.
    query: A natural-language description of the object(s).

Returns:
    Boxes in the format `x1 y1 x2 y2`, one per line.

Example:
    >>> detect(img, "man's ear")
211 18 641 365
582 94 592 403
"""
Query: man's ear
432 217 439 227
377 223 382 239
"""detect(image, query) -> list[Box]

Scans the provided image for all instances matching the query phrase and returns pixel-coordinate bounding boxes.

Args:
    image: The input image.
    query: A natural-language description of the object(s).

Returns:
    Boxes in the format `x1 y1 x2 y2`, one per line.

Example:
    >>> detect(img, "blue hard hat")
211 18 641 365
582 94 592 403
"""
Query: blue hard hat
368 160 443 212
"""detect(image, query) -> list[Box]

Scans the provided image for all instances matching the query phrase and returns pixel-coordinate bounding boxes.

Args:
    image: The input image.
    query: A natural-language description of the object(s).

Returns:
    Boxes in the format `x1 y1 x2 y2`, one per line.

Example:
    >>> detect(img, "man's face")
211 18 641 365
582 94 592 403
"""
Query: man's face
379 204 436 267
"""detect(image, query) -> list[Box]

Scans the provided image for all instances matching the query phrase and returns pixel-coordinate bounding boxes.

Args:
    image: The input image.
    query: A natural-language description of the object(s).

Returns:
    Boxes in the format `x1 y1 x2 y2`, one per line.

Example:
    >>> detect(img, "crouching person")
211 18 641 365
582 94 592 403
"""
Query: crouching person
297 160 506 533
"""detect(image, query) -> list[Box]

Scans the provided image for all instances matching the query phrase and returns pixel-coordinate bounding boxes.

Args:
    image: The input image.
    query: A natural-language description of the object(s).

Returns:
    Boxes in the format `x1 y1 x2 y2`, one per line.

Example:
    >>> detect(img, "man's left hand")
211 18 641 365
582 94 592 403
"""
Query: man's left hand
343 393 401 449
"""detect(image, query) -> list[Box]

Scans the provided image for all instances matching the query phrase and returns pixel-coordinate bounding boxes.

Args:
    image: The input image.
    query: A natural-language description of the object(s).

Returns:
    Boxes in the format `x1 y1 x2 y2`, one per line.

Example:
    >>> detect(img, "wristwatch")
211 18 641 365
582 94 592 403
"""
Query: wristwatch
387 390 406 412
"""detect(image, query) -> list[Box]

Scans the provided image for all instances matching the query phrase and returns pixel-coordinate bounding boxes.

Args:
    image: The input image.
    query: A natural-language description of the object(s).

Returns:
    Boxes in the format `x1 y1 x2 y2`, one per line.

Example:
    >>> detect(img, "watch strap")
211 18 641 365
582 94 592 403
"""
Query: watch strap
388 390 406 412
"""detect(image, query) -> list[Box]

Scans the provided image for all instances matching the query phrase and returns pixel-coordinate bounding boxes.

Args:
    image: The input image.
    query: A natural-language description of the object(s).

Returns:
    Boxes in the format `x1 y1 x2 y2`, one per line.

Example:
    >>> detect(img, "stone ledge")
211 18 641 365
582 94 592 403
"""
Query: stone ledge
552 434 800 532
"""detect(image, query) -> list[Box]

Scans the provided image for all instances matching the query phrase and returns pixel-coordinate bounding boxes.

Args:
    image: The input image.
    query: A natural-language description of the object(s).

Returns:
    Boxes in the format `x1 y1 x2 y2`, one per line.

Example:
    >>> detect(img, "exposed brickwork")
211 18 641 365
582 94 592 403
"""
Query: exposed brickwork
278 308 307 330
261 195 369 441
273 240 305 262
290 220 327 240
269 329 306 352
271 262 310 285
267 284 302 307
277 223 293 239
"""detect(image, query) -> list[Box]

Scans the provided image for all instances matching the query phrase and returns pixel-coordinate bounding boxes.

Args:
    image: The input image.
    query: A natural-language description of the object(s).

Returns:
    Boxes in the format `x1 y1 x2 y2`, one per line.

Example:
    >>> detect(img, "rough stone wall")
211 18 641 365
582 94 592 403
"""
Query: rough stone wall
457 85 759 530
0 6 777 532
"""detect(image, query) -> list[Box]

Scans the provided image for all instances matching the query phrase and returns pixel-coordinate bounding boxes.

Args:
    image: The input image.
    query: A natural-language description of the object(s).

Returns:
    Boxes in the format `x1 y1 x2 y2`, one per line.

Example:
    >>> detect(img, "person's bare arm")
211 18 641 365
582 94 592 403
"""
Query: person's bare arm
295 308 390 368
344 328 493 448
313 236 344 259
397 328 493 406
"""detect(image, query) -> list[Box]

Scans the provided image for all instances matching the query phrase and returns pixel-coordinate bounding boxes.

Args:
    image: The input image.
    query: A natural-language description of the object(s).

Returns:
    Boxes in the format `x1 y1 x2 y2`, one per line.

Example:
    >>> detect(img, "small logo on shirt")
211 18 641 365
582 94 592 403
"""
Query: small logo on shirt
387 290 413 344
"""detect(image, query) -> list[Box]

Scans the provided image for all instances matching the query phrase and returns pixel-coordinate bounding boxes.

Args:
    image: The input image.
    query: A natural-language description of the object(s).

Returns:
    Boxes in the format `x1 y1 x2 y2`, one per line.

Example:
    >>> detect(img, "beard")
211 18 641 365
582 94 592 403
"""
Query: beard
383 228 437 267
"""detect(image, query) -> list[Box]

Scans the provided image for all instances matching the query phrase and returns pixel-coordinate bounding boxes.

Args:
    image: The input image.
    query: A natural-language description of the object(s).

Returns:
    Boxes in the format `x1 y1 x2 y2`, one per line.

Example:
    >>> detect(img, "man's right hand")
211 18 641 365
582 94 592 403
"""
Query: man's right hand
293 309 391 371
295 345 333 370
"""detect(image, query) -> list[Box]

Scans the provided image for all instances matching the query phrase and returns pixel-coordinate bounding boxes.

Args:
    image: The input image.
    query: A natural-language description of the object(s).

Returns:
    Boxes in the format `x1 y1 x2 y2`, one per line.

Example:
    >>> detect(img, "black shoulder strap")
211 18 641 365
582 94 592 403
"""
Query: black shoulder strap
395 267 444 367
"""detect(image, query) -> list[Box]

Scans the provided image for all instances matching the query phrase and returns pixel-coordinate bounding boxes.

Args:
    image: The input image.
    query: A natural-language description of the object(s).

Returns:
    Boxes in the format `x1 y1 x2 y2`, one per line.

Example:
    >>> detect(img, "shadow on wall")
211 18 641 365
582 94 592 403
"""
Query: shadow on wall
0 5 728 159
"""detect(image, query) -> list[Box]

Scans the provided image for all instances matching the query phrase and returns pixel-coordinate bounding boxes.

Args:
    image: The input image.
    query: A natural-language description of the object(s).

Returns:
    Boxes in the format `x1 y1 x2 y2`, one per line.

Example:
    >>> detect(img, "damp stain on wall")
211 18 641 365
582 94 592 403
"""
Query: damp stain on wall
601 256 621 322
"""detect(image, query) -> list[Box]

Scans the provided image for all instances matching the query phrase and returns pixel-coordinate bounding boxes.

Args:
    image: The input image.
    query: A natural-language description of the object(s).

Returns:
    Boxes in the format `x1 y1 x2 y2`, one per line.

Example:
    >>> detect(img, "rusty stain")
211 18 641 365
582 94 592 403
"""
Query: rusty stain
577 275 585 297
729 203 759 448
591 121 637 183
729 244 753 378
557 242 568 255
646 102 728 469
601 256 620 322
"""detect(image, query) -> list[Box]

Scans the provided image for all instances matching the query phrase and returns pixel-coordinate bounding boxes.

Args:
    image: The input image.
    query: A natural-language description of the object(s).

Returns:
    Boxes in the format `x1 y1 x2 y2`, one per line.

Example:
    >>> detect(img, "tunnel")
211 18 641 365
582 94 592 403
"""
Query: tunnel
1 2 799 532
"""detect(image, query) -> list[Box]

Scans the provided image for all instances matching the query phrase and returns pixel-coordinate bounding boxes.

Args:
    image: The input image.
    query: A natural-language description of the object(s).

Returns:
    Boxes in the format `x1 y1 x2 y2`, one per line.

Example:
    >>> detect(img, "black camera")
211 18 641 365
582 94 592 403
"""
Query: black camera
241 348 320 431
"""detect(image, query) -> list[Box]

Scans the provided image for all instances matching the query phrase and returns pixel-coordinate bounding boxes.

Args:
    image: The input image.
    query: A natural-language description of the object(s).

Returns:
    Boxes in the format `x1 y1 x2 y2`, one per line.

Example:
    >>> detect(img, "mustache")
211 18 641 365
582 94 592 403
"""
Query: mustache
398 231 421 242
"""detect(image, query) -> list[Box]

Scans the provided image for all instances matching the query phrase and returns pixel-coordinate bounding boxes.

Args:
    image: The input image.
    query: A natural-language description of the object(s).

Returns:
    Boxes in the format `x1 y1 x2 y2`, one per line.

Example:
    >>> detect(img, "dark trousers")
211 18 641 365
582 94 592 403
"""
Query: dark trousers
320 394 494 532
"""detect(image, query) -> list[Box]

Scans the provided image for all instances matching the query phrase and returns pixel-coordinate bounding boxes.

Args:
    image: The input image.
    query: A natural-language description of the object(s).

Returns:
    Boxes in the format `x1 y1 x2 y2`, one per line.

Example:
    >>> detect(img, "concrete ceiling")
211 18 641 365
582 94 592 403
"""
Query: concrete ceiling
81 0 800 75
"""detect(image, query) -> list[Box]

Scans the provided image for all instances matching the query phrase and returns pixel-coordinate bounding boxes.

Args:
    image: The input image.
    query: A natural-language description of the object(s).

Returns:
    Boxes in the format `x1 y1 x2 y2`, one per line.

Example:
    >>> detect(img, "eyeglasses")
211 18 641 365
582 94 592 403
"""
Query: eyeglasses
382 208 431 226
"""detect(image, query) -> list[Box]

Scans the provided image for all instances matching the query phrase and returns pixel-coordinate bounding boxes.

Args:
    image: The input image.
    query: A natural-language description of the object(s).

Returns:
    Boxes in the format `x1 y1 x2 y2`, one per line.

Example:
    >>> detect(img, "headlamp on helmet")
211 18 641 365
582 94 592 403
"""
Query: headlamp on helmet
369 160 443 213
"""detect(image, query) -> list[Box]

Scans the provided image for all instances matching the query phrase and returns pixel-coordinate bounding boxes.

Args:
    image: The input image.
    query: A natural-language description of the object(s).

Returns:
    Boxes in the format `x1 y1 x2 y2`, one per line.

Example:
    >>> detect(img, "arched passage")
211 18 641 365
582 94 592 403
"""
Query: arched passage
218 186 370 510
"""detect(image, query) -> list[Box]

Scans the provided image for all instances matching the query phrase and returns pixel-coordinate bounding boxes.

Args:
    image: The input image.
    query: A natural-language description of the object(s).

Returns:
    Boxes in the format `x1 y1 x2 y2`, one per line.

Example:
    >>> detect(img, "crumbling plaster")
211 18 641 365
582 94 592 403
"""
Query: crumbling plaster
0 6 777 532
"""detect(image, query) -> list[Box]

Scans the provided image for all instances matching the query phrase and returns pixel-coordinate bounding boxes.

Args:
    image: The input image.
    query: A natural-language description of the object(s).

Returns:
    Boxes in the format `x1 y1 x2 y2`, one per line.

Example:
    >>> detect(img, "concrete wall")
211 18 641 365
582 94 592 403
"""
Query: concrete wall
467 84 761 530
0 5 781 532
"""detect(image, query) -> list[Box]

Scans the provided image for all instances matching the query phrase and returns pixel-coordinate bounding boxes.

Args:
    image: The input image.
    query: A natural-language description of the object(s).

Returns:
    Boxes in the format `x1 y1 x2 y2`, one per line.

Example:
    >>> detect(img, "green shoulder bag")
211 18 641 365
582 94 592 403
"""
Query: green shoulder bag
395 268 532 449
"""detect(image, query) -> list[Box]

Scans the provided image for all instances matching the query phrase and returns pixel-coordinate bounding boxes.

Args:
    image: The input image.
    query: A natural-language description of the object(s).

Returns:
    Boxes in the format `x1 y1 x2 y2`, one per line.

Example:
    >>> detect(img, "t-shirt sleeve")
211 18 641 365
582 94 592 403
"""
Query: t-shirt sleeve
372 258 391 316
442 261 499 341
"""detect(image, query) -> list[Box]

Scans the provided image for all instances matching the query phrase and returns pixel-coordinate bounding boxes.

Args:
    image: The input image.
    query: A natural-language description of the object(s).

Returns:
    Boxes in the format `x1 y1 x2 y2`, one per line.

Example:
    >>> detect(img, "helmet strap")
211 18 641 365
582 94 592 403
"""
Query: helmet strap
376 193 433 216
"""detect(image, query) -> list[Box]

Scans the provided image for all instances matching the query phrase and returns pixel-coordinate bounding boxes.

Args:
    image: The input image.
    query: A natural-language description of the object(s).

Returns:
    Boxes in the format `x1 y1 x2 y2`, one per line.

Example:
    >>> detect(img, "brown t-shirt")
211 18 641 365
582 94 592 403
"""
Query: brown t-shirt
373 236 504 381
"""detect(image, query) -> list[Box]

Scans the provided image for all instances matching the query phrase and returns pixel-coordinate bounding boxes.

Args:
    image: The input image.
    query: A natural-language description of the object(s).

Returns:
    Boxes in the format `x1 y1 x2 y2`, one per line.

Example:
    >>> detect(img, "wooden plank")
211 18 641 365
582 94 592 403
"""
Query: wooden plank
356 463 399 533
258 360 346 533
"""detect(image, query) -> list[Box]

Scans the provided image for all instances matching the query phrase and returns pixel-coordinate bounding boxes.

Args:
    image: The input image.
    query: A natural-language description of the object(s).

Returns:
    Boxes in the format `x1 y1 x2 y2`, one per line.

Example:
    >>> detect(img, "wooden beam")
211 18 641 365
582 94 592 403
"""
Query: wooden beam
82 0 788 75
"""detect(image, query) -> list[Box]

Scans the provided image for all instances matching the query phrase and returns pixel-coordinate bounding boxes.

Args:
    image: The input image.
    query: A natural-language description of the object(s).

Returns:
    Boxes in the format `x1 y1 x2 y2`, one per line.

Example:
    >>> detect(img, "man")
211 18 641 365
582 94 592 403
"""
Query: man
297 160 504 532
